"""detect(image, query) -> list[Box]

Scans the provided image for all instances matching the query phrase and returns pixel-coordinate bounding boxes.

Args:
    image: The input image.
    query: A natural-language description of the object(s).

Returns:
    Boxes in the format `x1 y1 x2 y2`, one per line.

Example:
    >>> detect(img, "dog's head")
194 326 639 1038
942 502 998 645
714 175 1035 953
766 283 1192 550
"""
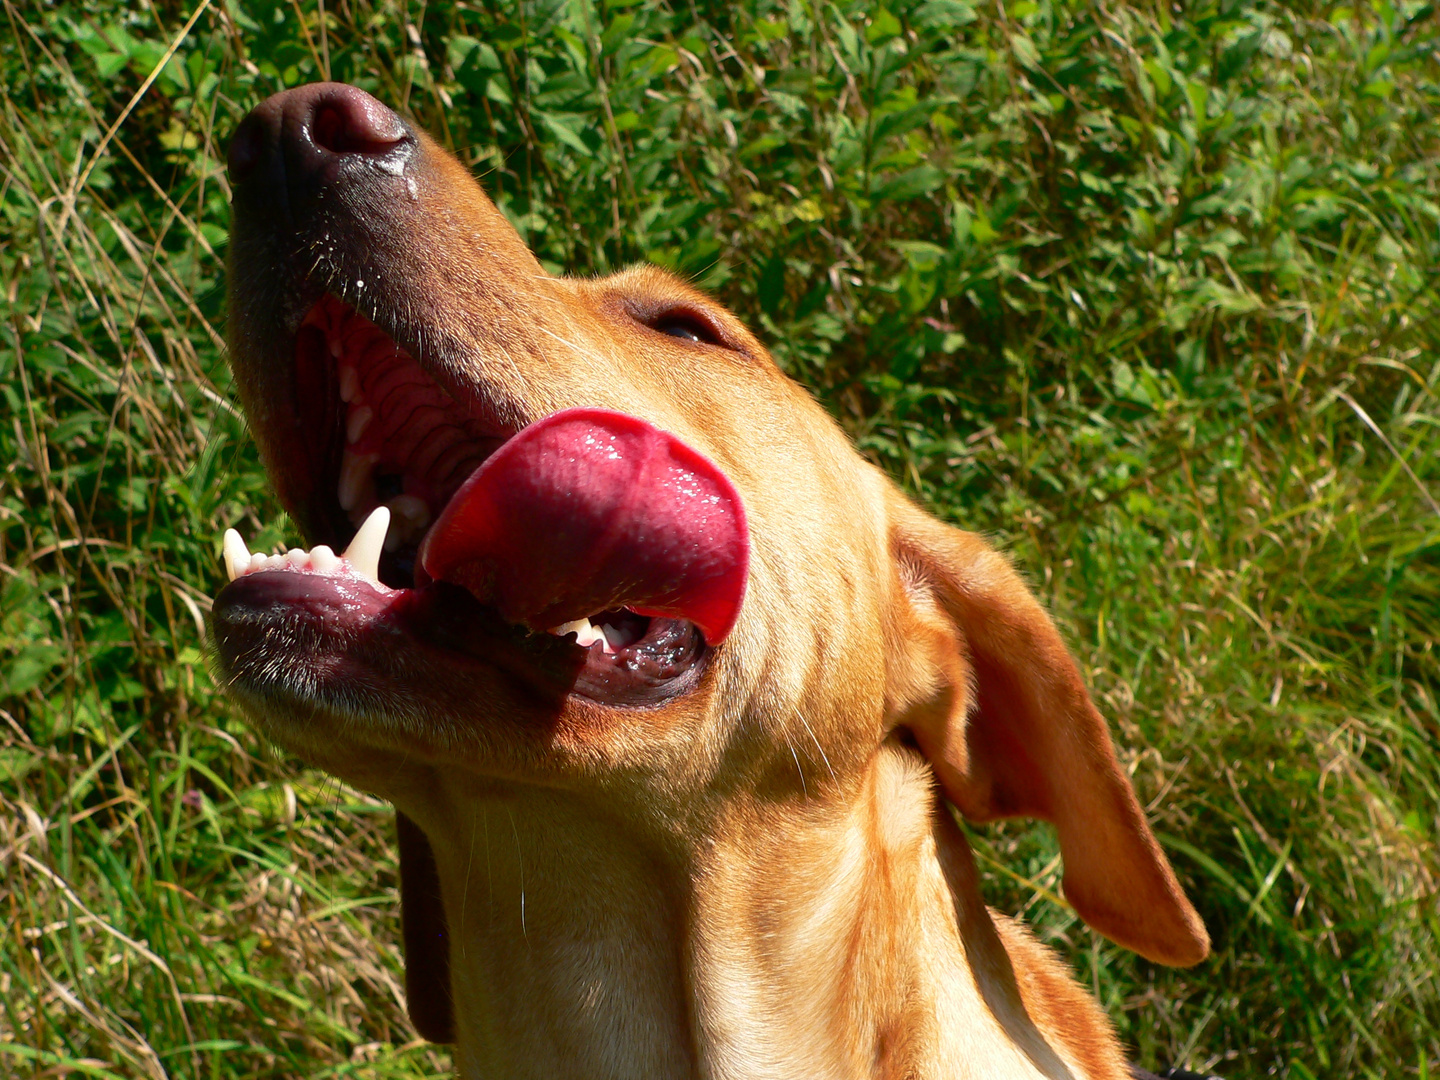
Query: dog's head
213 83 1206 1041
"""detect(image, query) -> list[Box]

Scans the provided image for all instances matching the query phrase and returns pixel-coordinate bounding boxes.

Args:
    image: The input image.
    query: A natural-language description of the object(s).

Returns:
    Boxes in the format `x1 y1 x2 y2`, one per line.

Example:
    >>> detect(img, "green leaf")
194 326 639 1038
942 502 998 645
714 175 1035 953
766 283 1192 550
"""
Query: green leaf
835 18 861 64
754 17 789 43
447 34 480 69
1143 59 1172 100
93 51 128 80
7 642 64 697
1218 31 1263 83
1186 79 1210 124
914 0 976 29
950 200 973 246
874 101 942 144
1009 32 1042 71
0 748 40 783
871 165 944 201
539 112 593 154
757 255 786 315
601 13 636 54
969 210 997 243
866 8 902 44
892 240 947 268
491 22 525 46
739 133 787 160
644 44 679 76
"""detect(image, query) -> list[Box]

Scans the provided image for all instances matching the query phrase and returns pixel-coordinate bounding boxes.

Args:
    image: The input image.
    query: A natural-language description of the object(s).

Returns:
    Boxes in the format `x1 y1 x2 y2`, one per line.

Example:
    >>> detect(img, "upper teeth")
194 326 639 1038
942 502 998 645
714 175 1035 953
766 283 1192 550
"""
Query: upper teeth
548 617 619 654
220 505 390 586
347 405 374 444
339 363 360 402
339 449 380 512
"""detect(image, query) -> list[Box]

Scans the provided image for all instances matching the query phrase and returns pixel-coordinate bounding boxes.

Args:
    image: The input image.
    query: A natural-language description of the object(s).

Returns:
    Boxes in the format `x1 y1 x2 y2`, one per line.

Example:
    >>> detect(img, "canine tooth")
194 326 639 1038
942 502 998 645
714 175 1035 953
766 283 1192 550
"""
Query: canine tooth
347 405 374 444
222 529 250 582
330 338 343 359
344 505 390 582
339 364 360 403
310 545 341 574
338 449 379 511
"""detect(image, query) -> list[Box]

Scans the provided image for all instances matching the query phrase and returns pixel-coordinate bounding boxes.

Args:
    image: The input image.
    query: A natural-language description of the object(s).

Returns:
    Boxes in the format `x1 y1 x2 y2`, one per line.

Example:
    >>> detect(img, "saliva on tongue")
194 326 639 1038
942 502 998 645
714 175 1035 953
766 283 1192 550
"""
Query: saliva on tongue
417 409 749 645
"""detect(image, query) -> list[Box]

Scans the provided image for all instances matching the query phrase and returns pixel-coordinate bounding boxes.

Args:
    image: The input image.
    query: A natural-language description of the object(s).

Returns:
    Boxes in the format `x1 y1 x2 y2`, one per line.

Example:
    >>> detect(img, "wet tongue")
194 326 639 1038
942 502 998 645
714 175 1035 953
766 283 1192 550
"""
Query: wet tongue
418 408 749 643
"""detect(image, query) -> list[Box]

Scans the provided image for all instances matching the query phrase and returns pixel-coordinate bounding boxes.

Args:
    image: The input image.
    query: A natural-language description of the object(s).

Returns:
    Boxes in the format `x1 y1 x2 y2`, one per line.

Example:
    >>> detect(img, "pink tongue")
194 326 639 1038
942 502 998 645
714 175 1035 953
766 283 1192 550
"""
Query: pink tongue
418 408 749 643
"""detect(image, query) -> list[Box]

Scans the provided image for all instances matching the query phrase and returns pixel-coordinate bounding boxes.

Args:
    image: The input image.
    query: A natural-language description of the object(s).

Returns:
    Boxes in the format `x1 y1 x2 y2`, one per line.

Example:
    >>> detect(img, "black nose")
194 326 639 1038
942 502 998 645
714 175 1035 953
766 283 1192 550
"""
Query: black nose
228 82 410 187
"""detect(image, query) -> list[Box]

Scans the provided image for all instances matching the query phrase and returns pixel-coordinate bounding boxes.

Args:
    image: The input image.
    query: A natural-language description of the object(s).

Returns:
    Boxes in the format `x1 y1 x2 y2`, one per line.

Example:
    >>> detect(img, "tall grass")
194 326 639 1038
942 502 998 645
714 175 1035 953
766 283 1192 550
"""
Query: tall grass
2 1 1437 1076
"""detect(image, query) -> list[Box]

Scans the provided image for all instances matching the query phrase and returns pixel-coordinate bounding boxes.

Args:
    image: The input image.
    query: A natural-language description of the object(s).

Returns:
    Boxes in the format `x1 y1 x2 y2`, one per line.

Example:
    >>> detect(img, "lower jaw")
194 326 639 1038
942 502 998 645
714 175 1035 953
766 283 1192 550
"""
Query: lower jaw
211 558 708 715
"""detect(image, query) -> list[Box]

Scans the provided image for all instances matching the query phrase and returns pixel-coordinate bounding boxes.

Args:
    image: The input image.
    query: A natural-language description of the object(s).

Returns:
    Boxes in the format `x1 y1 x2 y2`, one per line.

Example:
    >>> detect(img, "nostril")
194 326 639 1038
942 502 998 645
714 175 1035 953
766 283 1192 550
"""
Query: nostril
309 92 408 156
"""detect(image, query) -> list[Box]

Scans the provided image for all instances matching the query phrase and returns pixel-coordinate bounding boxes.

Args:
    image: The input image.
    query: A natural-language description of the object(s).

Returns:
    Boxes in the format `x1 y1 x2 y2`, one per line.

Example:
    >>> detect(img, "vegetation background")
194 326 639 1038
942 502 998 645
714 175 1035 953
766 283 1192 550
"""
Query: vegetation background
2 0 1437 1076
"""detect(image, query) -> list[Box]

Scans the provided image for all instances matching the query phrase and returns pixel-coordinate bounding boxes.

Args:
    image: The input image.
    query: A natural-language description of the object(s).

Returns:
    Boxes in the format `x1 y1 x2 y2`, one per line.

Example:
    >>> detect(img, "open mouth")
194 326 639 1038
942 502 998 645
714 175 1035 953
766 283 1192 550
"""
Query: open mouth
216 296 748 706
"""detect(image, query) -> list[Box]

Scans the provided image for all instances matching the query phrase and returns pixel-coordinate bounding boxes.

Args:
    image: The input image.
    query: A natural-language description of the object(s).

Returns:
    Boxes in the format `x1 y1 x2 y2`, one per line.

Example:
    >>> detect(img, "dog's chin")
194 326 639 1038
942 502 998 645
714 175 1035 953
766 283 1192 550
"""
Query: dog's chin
211 293 712 726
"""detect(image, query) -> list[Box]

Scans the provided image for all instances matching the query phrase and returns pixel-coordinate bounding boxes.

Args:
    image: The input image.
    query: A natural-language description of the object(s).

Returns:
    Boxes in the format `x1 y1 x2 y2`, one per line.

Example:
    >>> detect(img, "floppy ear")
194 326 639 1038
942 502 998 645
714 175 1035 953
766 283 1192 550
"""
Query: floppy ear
886 494 1209 967
396 811 456 1042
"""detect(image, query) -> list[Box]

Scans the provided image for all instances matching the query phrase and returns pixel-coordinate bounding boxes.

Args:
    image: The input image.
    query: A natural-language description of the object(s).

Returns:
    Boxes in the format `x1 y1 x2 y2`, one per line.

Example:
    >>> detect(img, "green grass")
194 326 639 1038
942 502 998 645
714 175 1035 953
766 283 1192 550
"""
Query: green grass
2 0 1437 1076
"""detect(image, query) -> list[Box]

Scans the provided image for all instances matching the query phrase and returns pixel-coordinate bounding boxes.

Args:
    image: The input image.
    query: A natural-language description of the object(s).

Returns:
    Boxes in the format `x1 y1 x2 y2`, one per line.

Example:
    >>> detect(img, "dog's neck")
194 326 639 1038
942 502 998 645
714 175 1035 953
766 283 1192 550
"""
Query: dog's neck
411 746 1091 1080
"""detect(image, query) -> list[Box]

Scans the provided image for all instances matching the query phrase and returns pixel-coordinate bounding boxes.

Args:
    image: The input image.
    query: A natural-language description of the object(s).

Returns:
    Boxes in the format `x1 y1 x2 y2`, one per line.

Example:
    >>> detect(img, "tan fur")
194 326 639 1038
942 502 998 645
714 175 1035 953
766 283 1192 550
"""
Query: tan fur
217 83 1208 1080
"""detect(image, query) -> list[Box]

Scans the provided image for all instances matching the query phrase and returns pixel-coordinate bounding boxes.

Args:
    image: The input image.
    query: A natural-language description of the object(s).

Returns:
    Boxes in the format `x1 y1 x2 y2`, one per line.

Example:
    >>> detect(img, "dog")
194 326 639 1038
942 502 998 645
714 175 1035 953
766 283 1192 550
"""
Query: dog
211 82 1209 1079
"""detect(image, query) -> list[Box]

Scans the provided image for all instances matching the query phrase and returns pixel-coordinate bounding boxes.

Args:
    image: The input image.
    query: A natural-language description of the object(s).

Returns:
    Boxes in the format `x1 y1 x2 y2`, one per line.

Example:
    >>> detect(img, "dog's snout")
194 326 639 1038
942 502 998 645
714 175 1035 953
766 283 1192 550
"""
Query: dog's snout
228 82 410 187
